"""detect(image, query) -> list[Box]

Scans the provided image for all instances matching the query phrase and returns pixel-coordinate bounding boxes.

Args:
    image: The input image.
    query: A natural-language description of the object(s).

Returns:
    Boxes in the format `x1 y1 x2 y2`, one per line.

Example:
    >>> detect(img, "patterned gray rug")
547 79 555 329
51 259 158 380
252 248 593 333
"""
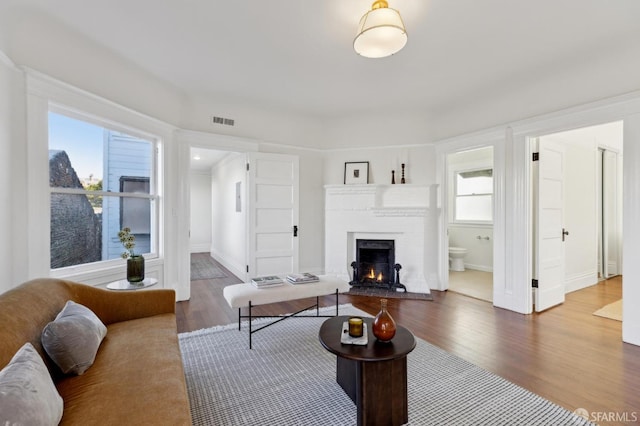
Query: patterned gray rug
190 253 228 280
178 305 593 426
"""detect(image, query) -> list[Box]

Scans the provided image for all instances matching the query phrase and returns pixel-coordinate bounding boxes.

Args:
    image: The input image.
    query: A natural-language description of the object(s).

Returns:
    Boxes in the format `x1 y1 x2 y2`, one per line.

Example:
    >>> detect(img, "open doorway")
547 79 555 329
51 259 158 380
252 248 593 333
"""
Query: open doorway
189 147 245 281
446 146 494 302
531 121 623 312
188 147 300 283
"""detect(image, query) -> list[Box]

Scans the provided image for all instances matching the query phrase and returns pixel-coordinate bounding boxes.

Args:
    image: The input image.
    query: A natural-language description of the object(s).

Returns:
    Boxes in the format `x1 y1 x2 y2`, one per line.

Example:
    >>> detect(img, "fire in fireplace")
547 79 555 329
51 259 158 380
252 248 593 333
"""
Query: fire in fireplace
350 239 406 292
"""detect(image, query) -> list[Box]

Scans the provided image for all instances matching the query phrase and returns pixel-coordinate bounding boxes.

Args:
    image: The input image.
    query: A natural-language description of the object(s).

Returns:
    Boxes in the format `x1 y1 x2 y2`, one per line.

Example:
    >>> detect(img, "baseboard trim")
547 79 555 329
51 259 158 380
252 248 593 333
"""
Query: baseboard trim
565 271 598 293
190 243 211 253
464 263 493 273
210 251 245 281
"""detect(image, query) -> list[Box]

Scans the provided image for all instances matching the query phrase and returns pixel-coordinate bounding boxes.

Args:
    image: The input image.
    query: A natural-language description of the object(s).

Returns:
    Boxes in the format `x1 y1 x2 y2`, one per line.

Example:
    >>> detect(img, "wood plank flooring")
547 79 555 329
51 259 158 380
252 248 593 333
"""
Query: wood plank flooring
176 264 640 426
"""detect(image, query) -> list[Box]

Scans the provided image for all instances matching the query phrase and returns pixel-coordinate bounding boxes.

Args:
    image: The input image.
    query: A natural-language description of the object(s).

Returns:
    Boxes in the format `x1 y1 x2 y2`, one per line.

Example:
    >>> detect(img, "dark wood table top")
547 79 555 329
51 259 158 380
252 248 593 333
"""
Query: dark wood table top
319 316 416 362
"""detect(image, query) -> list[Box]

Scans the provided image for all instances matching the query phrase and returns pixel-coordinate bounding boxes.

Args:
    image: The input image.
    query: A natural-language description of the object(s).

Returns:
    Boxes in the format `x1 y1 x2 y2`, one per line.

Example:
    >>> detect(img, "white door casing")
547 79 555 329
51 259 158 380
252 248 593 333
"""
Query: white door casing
534 138 566 312
246 152 299 280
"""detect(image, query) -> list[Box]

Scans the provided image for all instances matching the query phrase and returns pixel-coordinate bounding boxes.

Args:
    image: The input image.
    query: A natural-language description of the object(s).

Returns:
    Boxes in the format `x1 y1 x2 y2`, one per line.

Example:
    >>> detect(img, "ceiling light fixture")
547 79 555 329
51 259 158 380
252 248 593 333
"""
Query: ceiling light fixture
354 0 407 59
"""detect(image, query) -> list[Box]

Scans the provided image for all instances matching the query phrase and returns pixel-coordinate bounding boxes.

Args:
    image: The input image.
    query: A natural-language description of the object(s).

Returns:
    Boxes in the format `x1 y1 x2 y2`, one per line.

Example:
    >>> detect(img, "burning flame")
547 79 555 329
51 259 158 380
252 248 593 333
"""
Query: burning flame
366 268 384 282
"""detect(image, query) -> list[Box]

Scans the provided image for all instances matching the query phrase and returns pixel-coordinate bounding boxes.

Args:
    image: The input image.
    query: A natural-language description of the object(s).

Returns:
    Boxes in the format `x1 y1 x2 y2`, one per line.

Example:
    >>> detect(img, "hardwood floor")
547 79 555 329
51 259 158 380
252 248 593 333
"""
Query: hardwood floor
177 267 640 426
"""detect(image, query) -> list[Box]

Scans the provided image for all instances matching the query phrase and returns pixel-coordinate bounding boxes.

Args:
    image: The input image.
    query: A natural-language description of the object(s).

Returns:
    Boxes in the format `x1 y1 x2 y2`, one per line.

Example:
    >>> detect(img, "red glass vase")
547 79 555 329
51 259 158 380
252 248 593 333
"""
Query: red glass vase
372 298 396 342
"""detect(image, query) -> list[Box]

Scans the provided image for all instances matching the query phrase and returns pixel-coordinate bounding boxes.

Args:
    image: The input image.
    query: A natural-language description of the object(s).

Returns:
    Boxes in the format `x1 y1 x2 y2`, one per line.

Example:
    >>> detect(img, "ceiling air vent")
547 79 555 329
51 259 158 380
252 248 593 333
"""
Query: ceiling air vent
212 116 235 126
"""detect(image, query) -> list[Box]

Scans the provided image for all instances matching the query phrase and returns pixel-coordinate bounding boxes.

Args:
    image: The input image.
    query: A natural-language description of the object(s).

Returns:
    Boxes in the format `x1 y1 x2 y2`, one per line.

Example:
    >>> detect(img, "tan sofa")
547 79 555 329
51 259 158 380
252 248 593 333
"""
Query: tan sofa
0 278 192 425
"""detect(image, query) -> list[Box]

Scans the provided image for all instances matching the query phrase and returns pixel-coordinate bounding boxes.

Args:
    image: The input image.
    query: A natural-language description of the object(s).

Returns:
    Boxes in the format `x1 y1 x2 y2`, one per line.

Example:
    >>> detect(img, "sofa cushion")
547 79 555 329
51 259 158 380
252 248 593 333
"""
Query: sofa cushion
0 342 63 426
55 314 192 425
42 300 107 375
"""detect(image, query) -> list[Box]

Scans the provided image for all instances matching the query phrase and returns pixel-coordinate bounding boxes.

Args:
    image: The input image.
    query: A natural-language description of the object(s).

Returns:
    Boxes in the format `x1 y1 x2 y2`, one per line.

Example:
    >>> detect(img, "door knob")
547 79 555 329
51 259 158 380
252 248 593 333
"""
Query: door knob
562 228 569 241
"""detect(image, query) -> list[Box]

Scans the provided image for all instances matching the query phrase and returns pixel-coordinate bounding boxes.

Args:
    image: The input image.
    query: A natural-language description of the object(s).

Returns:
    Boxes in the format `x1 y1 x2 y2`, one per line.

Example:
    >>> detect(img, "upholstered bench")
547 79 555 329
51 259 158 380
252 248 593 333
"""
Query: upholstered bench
223 276 351 348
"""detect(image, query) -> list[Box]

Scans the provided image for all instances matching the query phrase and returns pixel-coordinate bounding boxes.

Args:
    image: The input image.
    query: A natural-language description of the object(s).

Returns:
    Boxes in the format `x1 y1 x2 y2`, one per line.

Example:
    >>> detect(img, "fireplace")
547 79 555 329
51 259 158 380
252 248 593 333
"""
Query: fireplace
325 184 437 294
350 239 406 291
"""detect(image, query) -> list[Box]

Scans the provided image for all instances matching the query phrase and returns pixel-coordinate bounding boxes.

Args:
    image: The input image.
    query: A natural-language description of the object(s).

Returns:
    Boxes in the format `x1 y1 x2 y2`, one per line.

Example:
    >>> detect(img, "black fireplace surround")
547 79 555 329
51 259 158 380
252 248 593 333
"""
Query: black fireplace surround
350 239 406 292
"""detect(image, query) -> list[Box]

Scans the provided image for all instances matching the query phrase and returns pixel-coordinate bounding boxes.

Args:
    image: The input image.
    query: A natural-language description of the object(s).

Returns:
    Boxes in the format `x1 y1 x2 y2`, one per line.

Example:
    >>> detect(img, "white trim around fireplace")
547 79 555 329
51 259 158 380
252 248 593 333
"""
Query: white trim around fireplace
324 184 438 294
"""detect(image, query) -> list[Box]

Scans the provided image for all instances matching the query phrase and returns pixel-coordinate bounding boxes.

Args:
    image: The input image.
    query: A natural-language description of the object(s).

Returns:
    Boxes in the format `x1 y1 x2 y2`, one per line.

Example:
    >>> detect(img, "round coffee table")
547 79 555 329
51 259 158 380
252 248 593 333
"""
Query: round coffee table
319 315 416 426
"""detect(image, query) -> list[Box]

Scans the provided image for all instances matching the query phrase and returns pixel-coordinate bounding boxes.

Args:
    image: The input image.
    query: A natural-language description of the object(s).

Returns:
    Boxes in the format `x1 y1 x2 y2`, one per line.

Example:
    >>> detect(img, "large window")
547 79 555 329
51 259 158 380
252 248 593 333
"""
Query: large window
454 168 493 222
48 111 157 269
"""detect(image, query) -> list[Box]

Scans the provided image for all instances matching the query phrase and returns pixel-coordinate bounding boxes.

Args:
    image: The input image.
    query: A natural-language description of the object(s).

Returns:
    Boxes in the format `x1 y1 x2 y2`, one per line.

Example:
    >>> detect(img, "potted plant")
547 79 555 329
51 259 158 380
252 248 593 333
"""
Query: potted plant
119 227 144 283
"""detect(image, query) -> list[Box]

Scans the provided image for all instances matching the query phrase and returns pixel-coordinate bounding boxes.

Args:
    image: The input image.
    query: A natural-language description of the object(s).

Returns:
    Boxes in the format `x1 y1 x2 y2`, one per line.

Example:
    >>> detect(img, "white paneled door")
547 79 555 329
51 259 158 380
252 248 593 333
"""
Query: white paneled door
246 152 299 280
534 138 566 312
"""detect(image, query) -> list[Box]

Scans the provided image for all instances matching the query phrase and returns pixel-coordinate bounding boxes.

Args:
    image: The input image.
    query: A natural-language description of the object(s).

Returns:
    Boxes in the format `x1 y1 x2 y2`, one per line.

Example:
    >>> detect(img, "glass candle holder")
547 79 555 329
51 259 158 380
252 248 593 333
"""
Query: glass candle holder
348 317 364 337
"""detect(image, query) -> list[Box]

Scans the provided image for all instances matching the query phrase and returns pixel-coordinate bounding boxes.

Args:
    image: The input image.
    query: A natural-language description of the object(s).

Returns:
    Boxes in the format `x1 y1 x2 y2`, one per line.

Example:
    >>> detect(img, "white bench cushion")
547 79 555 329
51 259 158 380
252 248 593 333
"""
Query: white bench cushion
223 276 351 309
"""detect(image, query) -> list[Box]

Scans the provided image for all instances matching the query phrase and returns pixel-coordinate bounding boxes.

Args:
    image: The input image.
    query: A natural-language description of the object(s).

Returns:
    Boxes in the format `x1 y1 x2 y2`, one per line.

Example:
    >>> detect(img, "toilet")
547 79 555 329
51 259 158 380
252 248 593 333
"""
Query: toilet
449 247 468 271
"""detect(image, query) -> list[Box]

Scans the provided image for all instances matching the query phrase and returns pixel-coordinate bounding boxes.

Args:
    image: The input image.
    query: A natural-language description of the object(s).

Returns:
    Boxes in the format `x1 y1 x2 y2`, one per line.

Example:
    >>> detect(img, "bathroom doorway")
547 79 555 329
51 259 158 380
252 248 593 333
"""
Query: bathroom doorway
446 147 494 302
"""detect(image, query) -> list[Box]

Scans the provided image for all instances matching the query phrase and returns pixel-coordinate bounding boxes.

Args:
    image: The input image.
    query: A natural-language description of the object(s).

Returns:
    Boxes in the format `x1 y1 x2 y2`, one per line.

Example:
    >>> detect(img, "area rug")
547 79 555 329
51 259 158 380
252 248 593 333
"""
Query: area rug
190 254 228 280
593 299 622 321
179 305 593 425
345 287 433 301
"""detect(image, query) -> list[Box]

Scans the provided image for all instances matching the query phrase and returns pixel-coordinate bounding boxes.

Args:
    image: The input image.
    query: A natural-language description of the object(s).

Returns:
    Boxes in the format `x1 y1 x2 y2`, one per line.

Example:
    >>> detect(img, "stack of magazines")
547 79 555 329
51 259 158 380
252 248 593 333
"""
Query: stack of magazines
286 273 319 284
251 275 284 288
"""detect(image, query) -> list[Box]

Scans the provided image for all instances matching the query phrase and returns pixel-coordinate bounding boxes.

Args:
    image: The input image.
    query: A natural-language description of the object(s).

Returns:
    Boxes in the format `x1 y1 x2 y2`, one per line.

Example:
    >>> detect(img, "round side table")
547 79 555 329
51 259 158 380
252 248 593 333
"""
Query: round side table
106 277 158 291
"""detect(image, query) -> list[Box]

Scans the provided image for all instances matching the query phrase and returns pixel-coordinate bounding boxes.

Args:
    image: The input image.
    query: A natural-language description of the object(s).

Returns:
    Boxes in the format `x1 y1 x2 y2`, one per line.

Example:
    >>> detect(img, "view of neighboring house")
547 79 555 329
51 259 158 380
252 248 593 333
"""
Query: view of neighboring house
48 118 153 270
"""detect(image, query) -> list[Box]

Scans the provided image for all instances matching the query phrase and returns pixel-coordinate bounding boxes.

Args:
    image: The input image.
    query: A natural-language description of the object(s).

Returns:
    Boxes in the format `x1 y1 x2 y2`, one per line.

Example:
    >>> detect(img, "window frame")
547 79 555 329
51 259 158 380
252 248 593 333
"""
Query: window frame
47 105 160 276
453 166 494 224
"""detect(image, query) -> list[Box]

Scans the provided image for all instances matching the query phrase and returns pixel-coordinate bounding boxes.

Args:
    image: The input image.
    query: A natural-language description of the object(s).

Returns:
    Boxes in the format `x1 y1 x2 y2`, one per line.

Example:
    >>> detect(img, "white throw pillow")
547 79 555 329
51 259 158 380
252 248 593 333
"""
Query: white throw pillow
0 342 63 425
42 300 107 375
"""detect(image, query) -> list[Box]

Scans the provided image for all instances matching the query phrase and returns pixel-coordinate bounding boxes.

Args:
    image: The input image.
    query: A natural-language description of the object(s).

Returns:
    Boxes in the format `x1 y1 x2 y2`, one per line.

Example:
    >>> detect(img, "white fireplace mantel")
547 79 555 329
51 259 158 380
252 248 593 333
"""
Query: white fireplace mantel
324 184 440 293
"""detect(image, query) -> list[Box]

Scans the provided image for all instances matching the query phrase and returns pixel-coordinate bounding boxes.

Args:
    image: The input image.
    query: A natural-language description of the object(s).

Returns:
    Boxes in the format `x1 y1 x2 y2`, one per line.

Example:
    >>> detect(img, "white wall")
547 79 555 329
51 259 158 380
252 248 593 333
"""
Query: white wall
448 226 493 272
180 94 325 150
321 110 435 149
623 114 640 346
323 145 436 186
0 58 12 292
0 54 24 293
189 171 212 253
6 14 185 127
210 153 247 279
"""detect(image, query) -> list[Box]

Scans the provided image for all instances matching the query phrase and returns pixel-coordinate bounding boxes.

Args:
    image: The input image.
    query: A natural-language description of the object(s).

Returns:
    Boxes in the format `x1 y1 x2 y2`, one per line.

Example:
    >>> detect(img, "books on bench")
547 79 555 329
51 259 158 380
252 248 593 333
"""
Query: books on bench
286 273 319 284
251 275 284 288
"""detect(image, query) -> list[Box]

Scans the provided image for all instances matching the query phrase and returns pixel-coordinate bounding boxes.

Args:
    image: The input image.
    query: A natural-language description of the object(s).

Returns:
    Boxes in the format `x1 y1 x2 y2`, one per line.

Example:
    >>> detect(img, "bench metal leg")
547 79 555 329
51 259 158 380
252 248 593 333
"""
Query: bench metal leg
238 288 343 349
249 300 253 350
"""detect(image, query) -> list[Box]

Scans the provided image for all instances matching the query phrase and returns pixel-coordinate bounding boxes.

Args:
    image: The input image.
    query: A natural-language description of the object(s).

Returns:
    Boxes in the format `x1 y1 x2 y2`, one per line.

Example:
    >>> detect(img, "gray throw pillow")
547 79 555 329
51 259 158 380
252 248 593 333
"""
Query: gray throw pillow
0 342 63 425
42 300 107 375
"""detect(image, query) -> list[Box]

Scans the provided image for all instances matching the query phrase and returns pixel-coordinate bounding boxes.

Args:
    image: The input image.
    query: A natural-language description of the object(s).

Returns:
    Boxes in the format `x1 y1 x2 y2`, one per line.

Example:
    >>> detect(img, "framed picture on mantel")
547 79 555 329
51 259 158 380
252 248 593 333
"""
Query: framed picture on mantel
344 161 369 184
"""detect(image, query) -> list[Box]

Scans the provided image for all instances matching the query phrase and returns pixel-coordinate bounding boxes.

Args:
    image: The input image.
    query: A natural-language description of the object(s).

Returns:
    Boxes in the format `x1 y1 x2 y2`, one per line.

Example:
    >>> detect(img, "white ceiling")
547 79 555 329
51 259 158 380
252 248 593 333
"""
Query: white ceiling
190 147 230 172
1 0 639 125
1 1 636 339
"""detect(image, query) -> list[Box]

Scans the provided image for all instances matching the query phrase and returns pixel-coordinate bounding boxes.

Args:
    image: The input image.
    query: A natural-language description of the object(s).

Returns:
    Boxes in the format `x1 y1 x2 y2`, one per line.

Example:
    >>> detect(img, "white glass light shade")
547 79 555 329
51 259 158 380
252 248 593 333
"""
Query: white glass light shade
354 3 407 59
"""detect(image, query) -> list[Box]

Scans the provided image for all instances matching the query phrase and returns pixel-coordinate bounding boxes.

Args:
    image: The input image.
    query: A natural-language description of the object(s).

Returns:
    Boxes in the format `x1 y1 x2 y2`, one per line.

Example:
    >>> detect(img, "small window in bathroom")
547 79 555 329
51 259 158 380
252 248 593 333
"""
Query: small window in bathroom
454 168 493 222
